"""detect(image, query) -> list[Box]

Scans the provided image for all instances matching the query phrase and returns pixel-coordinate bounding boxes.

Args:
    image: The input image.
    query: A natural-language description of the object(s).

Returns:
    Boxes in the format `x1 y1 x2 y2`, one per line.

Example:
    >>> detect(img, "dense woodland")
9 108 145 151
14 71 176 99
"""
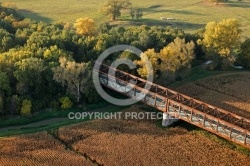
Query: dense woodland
0 2 249 116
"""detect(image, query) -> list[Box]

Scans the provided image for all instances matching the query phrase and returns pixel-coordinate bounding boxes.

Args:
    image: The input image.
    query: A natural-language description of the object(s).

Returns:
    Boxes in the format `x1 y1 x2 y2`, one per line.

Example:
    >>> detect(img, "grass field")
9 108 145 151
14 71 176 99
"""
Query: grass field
1 0 250 36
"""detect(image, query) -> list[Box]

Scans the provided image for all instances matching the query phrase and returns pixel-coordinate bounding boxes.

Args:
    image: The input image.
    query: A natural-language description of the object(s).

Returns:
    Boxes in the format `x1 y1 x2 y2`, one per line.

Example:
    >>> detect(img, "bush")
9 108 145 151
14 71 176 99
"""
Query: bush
20 99 32 116
50 100 60 109
59 97 73 109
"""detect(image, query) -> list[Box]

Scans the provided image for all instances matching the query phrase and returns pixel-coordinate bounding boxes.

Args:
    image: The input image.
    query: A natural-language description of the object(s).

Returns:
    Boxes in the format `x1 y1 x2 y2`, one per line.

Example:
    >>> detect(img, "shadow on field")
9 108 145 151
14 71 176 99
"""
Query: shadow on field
148 5 164 9
169 21 205 30
138 5 206 16
142 8 207 16
226 1 250 8
119 18 205 30
17 9 52 23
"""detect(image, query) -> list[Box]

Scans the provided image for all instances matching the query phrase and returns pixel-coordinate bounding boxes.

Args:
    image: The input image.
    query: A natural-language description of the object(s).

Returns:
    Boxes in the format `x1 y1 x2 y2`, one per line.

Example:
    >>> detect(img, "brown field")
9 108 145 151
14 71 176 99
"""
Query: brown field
177 72 250 119
57 106 250 166
1 108 250 165
1 72 250 165
1 107 250 166
0 132 94 166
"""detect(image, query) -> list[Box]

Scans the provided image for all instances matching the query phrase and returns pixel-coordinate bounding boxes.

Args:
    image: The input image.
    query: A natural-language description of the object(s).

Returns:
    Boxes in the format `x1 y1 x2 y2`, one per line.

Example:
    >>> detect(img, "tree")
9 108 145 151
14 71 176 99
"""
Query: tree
160 37 195 72
130 8 143 20
159 37 195 81
134 49 160 78
52 57 91 103
0 71 11 95
14 58 46 96
100 0 131 20
0 28 14 53
201 18 241 67
237 39 250 68
74 17 96 36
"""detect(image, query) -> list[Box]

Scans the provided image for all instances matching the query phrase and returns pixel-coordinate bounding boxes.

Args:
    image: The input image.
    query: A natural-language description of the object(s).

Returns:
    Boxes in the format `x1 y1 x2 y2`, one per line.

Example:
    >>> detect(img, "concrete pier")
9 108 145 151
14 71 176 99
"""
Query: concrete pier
162 112 179 126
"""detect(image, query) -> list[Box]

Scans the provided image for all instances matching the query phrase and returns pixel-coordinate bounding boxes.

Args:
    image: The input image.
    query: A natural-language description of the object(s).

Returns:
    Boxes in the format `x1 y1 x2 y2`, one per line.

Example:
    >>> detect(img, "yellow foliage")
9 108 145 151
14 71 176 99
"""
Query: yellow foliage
20 99 32 116
159 37 195 72
59 97 73 109
202 18 241 60
135 38 195 79
134 49 159 78
74 17 96 36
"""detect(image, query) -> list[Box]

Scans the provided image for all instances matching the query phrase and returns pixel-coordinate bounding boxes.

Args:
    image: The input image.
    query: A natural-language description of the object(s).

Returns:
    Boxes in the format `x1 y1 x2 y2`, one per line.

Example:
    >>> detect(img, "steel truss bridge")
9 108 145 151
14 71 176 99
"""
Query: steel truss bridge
94 62 250 149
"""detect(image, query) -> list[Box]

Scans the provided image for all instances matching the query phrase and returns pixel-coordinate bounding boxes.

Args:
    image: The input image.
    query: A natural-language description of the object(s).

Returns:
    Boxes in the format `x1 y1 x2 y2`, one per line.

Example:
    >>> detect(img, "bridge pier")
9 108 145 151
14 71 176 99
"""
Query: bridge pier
162 112 179 127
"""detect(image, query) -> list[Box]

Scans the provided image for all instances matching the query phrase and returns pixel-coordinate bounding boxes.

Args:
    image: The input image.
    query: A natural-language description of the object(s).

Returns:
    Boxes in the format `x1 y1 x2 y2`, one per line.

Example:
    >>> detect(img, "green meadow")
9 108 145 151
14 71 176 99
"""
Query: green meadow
1 0 250 35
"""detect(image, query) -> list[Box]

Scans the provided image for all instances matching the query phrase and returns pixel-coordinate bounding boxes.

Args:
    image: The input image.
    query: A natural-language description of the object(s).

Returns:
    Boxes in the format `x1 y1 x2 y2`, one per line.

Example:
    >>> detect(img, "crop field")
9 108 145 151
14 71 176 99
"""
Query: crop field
1 0 250 36
1 106 250 165
177 72 250 119
0 132 94 166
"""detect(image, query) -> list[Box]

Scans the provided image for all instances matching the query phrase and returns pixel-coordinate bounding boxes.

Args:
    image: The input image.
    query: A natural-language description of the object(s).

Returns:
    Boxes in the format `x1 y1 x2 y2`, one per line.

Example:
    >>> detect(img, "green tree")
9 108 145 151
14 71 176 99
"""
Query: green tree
20 99 32 115
0 96 4 114
52 57 91 102
14 57 46 96
9 95 21 115
0 71 11 95
237 39 250 68
100 0 131 20
201 18 241 68
130 8 143 20
0 28 14 53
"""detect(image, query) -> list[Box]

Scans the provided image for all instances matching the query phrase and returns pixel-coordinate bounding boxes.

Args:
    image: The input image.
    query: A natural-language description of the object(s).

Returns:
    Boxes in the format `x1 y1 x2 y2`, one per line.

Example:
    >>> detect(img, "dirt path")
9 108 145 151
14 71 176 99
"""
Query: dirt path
0 105 115 133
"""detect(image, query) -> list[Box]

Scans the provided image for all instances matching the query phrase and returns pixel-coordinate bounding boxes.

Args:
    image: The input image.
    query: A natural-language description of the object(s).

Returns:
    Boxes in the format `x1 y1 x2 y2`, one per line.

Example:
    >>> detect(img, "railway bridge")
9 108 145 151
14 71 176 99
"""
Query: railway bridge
94 62 250 149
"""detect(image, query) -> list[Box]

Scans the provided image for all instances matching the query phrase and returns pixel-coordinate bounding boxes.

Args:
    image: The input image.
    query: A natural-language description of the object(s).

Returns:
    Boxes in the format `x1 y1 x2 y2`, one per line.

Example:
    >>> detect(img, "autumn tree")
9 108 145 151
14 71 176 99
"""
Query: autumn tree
200 18 241 68
159 37 195 83
100 0 131 20
74 17 96 36
159 37 195 81
135 38 195 81
134 49 160 78
52 57 91 103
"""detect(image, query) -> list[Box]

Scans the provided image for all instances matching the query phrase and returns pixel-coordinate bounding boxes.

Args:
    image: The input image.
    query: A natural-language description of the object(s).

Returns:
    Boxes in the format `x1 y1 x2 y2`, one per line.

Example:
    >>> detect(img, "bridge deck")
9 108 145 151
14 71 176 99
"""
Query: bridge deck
94 62 250 149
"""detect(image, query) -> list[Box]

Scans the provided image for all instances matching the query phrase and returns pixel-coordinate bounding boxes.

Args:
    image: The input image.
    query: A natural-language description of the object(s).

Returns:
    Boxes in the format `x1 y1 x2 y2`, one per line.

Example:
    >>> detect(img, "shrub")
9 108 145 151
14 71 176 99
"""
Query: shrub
50 100 60 109
20 99 32 116
59 97 73 109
